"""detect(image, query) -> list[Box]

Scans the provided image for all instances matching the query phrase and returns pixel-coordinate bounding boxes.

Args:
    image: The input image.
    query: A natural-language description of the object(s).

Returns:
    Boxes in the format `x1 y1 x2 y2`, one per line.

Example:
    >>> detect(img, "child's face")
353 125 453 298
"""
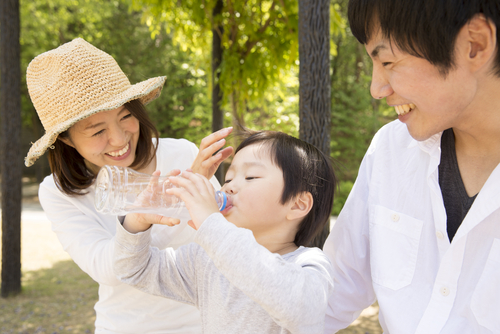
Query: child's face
221 144 291 236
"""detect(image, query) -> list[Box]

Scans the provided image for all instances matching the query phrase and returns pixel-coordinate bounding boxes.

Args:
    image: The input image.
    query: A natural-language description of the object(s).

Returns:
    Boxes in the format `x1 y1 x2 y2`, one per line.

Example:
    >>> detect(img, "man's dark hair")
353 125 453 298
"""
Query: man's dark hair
235 130 336 247
49 99 159 196
348 0 500 76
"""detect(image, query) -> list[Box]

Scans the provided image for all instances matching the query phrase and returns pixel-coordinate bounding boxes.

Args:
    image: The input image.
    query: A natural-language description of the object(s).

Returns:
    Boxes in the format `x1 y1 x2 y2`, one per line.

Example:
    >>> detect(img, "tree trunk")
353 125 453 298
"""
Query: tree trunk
212 0 225 183
1 0 22 297
298 0 331 249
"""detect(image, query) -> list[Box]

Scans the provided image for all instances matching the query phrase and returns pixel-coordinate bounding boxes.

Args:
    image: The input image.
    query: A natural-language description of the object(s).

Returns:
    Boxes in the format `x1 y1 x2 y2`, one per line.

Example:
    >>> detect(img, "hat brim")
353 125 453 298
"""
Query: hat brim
25 76 166 167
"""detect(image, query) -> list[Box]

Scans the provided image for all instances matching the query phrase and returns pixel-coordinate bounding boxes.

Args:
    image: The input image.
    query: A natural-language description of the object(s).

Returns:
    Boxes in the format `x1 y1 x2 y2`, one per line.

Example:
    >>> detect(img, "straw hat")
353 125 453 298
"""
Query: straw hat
24 37 166 167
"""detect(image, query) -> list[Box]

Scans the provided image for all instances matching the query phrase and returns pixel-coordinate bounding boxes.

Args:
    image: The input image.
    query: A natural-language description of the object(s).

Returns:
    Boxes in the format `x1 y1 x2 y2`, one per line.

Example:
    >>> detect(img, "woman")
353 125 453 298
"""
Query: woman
24 38 233 333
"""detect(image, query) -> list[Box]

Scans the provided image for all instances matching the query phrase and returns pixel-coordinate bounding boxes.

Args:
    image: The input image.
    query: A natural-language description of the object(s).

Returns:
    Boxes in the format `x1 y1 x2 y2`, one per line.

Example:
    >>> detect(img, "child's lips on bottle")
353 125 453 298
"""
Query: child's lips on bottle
225 194 233 208
222 194 234 213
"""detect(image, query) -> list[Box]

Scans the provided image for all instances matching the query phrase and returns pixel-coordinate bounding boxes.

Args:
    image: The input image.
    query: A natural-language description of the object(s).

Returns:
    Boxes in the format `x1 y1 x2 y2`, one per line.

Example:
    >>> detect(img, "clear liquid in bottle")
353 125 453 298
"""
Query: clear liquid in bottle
94 165 227 217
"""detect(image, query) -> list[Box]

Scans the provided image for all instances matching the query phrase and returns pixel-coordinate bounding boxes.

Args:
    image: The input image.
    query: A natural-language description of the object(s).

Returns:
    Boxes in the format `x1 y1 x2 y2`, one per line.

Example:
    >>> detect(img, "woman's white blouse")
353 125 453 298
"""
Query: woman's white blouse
39 138 219 334
323 121 500 334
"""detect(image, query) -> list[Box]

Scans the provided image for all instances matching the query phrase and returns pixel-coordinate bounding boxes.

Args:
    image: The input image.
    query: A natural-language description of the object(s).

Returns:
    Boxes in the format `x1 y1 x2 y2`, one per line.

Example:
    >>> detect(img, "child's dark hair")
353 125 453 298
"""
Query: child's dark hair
235 130 336 247
348 0 500 76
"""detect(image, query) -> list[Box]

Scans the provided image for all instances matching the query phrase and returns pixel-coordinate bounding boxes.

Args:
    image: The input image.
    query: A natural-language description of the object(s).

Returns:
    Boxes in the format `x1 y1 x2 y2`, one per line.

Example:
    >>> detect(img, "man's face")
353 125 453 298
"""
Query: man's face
365 27 477 141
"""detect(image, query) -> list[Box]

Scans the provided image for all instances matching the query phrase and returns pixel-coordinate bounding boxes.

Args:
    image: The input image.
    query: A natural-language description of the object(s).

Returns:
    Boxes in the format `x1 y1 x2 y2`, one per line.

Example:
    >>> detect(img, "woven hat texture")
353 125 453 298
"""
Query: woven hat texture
24 37 166 167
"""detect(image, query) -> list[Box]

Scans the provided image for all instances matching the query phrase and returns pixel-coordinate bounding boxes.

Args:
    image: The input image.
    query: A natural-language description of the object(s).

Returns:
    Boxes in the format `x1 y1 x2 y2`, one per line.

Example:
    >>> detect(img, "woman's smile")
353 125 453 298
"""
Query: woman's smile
106 142 131 160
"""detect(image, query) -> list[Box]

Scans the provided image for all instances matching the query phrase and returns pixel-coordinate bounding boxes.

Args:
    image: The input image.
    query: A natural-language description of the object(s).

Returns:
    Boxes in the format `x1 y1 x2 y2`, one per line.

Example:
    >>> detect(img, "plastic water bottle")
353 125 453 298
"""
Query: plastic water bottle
94 165 227 217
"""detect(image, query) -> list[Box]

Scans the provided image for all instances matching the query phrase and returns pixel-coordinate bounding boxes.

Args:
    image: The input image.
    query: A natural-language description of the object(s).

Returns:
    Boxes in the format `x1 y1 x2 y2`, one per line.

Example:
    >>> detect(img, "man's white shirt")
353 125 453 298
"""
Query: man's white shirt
324 120 500 334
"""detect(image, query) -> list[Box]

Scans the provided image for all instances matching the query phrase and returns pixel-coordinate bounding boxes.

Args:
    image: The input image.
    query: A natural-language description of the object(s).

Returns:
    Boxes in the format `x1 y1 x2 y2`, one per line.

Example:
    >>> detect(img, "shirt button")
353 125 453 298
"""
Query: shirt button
391 213 400 222
436 231 445 240
440 286 450 296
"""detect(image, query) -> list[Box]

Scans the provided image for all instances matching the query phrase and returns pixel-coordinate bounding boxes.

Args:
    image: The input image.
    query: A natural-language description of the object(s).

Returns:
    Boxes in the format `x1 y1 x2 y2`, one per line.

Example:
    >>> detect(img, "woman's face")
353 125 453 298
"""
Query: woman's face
61 105 140 173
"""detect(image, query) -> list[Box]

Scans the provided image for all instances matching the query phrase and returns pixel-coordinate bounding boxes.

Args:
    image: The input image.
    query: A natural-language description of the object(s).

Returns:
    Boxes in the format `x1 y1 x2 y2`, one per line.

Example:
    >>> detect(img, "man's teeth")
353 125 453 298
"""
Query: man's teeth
395 103 416 116
107 143 129 157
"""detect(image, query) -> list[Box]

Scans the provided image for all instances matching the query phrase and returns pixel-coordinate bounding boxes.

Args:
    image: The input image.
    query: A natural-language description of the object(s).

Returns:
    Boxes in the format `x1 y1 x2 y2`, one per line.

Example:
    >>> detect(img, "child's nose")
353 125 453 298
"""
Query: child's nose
222 182 236 194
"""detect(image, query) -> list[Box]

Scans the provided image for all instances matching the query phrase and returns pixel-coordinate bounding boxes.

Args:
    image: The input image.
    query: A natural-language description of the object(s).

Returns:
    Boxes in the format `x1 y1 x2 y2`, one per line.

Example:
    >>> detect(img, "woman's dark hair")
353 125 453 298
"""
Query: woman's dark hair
48 99 159 196
235 130 336 247
348 0 500 76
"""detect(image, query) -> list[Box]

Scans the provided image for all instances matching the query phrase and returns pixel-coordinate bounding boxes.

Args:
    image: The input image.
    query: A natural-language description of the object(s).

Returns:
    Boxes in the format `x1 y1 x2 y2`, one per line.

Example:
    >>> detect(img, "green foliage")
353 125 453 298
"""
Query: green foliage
133 0 299 112
333 180 354 215
129 0 346 138
329 0 393 214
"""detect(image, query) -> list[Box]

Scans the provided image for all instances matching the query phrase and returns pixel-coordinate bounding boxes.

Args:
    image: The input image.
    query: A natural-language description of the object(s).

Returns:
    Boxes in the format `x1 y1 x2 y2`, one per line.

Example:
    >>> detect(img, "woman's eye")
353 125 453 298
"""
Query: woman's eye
224 179 232 184
245 177 256 180
92 129 105 137
122 113 133 120
382 62 392 67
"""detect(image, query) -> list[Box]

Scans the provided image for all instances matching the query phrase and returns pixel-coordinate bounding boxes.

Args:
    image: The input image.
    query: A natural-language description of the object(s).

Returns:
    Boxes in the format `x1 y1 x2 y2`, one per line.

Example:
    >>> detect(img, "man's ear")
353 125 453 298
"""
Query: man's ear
287 192 313 221
459 14 497 72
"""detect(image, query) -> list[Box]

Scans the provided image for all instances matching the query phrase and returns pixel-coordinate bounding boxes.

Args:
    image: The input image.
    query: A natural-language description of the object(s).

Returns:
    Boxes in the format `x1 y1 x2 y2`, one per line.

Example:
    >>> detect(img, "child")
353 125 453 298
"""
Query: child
113 131 336 334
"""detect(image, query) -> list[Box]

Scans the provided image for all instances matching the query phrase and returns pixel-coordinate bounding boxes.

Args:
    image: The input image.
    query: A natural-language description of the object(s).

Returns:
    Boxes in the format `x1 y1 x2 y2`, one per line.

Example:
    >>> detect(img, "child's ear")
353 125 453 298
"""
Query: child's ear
287 192 313 221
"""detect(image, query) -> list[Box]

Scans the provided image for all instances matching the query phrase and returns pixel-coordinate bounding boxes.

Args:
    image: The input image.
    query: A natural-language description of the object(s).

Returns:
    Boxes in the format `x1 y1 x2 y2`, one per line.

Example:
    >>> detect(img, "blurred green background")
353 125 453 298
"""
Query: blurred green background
20 0 394 215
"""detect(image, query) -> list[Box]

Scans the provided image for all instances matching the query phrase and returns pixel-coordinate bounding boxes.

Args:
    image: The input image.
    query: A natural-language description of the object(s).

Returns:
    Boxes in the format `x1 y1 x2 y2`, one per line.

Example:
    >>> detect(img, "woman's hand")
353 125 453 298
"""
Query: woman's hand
191 127 234 179
165 171 220 230
122 212 180 234
122 169 182 234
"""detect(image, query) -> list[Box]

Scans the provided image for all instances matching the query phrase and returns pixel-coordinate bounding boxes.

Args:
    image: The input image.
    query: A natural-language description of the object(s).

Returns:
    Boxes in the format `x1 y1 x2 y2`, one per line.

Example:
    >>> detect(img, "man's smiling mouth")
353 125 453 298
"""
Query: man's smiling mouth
395 103 416 116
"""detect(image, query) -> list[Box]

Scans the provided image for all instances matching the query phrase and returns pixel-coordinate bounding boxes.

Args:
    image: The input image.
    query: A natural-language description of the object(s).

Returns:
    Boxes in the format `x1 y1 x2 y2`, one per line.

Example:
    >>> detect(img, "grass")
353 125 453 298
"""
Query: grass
0 261 97 334
0 187 99 334
0 180 382 333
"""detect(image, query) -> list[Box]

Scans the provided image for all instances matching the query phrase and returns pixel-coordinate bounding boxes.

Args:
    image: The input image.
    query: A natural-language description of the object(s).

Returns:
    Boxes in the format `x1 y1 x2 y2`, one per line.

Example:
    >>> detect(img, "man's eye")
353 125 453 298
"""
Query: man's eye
93 130 105 137
382 62 392 67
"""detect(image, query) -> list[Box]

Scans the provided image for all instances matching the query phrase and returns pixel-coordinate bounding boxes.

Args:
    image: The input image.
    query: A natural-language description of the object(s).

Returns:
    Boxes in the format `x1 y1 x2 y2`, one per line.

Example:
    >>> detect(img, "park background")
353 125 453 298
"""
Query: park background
1 0 392 332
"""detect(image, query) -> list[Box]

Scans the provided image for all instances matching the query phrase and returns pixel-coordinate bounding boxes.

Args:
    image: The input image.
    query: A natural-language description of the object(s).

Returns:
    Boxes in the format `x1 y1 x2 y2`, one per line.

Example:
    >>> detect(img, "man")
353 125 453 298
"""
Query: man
323 1 500 333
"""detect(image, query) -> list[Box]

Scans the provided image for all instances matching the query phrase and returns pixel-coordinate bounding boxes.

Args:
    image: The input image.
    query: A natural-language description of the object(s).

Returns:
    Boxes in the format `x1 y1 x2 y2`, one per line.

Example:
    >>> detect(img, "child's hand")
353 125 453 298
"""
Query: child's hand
165 171 220 230
122 169 182 234
190 127 234 179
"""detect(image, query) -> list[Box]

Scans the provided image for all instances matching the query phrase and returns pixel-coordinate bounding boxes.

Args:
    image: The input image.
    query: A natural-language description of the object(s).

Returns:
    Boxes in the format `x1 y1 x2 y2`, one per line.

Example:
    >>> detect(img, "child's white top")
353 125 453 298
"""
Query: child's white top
39 138 220 334
113 212 334 334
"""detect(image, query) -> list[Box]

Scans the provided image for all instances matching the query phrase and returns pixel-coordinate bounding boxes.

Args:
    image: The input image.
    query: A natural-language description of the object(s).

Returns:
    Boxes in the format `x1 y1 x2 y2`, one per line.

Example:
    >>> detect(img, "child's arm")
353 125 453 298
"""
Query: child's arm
166 172 333 333
112 221 200 306
196 213 333 334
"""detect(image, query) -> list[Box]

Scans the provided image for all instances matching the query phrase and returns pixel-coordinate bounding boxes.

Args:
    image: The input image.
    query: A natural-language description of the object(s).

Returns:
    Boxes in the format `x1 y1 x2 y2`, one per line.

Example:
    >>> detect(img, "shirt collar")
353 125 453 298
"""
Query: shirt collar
409 131 443 158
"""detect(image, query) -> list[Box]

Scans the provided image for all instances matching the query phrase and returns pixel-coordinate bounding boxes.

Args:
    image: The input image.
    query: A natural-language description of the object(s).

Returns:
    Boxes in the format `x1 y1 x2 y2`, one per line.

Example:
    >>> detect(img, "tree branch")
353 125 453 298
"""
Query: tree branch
242 0 276 58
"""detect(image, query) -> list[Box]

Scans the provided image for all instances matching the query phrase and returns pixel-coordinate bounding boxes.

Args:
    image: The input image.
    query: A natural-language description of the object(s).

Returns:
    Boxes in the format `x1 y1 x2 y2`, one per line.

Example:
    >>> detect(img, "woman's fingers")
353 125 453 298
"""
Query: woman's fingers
202 146 234 169
159 216 181 226
191 128 233 178
122 213 180 234
167 169 181 177
199 127 233 151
